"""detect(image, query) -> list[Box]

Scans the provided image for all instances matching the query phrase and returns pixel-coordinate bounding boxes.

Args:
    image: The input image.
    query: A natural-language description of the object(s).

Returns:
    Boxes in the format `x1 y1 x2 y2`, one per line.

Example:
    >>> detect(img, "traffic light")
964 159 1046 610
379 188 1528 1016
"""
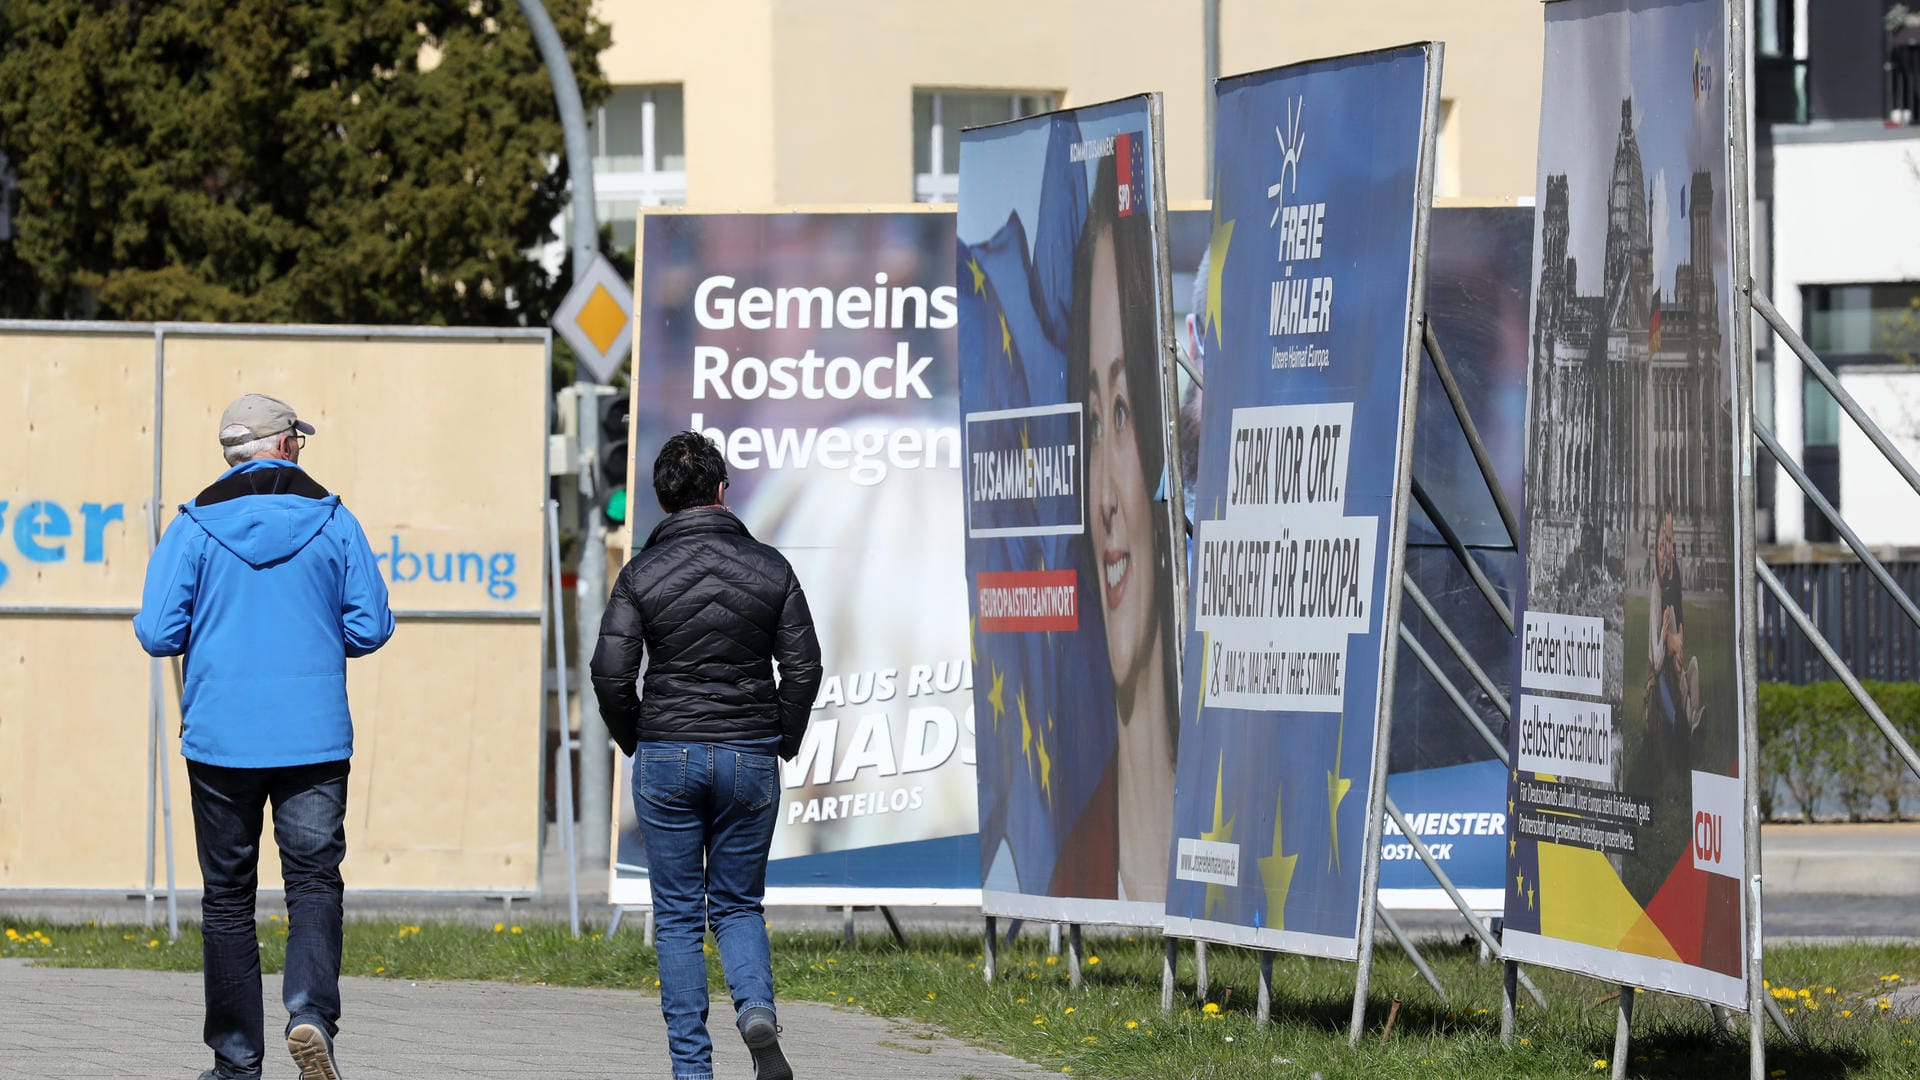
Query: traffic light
597 392 630 526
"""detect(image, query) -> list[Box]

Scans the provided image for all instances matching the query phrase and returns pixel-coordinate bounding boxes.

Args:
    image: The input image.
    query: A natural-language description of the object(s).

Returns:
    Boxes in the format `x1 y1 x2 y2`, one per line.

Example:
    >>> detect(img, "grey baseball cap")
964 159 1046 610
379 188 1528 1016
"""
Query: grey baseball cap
219 393 316 446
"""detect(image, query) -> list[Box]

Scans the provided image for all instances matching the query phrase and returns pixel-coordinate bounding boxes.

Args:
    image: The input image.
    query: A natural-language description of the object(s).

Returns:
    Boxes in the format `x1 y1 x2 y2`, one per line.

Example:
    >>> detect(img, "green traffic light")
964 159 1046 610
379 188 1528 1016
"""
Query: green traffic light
605 486 628 525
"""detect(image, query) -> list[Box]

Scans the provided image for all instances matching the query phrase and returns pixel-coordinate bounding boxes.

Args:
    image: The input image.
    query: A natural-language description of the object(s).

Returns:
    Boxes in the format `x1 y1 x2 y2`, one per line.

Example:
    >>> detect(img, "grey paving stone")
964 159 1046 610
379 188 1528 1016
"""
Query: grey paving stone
0 963 1046 1080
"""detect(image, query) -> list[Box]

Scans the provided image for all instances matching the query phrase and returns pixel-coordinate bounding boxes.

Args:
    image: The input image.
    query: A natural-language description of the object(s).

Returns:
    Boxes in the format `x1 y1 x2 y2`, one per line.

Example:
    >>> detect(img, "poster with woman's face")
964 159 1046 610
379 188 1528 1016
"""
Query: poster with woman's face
956 95 1185 926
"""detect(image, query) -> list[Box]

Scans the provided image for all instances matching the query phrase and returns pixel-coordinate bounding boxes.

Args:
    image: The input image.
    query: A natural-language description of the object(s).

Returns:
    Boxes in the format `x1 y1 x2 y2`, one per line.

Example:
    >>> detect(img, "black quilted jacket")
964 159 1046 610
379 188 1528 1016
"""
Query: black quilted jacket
590 506 822 759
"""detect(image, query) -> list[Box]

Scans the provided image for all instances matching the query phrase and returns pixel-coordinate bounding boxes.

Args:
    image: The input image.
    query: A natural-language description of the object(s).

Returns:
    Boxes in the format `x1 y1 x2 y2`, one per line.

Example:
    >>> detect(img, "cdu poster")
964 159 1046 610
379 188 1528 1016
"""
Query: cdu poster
957 95 1186 926
1163 44 1442 958
1505 0 1749 1007
614 210 979 907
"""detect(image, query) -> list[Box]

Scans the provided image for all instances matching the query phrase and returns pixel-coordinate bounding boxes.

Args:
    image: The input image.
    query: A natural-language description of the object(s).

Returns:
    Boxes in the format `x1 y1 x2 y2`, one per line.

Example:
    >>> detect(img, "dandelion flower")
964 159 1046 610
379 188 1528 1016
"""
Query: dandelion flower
375 966 386 974
510 926 523 935
1126 1020 1139 1029
1087 955 1100 966
1202 1003 1221 1015
492 923 504 933
148 940 159 948
927 992 936 1000
1064 1006 1075 1014
1081 1036 1096 1044
1520 1038 1531 1046
1592 1060 1608 1070
1017 997 1027 1004
1841 1009 1854 1018
1047 956 1058 965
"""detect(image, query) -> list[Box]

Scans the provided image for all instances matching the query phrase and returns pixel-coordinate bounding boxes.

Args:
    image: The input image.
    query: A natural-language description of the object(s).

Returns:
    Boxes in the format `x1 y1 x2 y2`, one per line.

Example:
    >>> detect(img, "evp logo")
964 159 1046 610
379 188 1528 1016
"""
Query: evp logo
1690 770 1743 880
0 500 127 588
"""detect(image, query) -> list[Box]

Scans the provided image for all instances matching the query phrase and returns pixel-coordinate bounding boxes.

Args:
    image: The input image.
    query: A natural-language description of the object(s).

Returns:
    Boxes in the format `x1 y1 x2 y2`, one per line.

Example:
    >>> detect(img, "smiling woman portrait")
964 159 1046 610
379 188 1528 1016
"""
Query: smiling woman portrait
1064 152 1181 903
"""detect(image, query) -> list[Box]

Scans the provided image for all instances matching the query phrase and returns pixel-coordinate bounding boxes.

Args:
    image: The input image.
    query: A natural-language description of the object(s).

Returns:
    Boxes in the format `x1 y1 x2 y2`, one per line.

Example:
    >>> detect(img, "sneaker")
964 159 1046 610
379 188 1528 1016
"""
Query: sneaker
737 1006 791 1080
287 1022 343 1080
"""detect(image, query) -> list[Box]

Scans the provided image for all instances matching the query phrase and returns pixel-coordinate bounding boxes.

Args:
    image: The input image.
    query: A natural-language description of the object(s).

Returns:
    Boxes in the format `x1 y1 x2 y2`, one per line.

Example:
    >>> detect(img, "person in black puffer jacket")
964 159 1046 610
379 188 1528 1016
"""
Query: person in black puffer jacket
591 431 821 1080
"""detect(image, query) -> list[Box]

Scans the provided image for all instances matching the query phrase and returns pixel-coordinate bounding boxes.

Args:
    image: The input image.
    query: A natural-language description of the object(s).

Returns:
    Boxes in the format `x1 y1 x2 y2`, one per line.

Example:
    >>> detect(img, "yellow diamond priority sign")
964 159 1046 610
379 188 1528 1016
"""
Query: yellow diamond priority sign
553 254 635 383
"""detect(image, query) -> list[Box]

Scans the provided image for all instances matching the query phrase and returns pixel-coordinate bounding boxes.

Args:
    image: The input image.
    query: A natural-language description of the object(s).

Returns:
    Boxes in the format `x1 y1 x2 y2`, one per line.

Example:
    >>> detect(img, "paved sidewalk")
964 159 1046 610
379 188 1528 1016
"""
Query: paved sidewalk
0 959 1045 1080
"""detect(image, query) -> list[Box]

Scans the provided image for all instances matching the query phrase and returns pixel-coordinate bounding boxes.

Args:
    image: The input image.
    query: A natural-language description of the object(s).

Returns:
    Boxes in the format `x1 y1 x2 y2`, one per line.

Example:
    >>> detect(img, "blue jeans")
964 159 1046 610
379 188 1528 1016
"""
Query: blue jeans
187 759 350 1079
634 740 781 1080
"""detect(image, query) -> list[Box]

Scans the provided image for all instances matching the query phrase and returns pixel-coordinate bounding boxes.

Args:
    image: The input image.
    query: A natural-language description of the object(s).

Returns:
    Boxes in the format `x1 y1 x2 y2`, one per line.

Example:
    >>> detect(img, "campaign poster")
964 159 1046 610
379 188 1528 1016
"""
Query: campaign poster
1162 44 1442 958
1169 204 1533 911
613 210 979 906
1505 0 1749 1007
957 95 1186 926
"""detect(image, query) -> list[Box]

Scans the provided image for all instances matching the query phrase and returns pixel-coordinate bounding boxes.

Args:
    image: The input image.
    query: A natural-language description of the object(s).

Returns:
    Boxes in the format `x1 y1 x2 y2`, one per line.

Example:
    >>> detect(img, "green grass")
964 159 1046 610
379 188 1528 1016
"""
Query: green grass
4 918 1917 1078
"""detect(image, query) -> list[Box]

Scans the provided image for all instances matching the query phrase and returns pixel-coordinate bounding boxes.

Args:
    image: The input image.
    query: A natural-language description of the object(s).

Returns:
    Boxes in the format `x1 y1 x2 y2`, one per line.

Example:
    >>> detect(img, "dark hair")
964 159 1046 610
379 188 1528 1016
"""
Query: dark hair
653 431 728 513
1067 153 1179 713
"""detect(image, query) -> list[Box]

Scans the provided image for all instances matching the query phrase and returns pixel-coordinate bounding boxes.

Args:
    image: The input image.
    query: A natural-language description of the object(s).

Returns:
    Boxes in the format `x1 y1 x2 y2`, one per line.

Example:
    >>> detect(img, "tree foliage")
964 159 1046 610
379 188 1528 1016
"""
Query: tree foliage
0 0 608 324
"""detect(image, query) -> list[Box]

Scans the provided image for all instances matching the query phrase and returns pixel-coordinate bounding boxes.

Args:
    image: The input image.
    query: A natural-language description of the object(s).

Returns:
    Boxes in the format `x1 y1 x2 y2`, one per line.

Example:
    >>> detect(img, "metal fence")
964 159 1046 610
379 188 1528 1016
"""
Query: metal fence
1759 559 1920 683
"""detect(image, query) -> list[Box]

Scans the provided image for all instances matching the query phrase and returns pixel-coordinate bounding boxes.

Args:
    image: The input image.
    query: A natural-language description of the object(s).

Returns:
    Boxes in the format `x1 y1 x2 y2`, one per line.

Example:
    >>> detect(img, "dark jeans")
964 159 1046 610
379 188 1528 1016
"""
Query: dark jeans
634 740 781 1080
187 758 350 1079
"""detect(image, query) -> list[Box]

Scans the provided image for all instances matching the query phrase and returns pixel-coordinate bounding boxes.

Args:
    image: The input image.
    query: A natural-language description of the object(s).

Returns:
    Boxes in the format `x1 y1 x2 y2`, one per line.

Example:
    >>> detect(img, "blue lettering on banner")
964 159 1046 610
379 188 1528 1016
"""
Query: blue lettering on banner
373 534 518 601
0 500 128 587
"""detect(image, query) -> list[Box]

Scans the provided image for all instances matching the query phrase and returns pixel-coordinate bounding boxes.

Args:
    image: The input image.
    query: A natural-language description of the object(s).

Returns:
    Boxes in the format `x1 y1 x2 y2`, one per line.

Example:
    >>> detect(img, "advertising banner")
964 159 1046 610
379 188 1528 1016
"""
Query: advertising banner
1168 204 1533 911
957 95 1185 926
1504 0 1749 1007
614 210 979 906
1162 44 1442 958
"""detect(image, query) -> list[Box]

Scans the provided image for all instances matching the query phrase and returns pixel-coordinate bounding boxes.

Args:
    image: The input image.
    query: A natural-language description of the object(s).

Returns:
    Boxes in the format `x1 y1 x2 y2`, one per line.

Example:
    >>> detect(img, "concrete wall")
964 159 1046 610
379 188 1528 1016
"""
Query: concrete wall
593 0 1541 206
1767 126 1920 544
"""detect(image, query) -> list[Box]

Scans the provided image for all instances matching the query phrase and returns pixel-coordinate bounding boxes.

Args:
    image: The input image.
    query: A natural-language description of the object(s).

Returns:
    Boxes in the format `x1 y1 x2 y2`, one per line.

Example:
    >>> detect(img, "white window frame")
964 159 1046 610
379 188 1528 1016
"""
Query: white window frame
593 85 687 209
914 90 1054 203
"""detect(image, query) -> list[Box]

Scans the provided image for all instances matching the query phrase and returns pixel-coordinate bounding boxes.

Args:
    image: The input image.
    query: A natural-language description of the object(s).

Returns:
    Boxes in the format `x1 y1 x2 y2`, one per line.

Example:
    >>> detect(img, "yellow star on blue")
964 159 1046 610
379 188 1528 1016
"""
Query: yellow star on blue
1204 194 1235 350
966 255 986 295
1326 717 1353 873
1257 786 1296 929
986 664 1006 730
999 311 1012 360
1201 753 1236 919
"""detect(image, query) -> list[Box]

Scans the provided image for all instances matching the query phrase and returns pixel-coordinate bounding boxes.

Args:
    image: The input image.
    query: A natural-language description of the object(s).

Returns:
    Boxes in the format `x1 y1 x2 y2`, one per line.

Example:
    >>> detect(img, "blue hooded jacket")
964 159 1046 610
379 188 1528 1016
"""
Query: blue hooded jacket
134 459 395 767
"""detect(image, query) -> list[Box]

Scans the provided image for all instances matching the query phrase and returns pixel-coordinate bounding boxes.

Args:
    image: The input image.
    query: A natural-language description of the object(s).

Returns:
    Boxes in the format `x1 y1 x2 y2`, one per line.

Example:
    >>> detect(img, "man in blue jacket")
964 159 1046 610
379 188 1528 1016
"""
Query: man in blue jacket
136 393 394 1080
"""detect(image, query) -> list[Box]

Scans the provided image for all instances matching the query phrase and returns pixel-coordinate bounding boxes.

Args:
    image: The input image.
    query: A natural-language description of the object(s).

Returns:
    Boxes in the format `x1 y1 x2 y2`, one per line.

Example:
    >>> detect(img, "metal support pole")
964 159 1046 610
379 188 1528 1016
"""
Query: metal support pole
1763 992 1801 1045
1195 941 1209 1001
842 905 856 946
1161 937 1178 1014
142 501 179 941
1203 0 1219 191
1374 902 1447 1000
1382 796 1546 1009
1753 291 1920 501
1066 924 1083 989
1757 421 1920 632
644 908 655 947
1401 575 1512 722
159 678 178 943
1410 476 1514 633
1256 951 1274 1023
574 390 612 866
1398 624 1509 765
1758 562 1920 782
1501 960 1518 1046
604 906 623 940
1611 986 1634 1080
1048 921 1061 956
1422 321 1521 546
880 906 909 950
983 916 997 983
545 499 582 938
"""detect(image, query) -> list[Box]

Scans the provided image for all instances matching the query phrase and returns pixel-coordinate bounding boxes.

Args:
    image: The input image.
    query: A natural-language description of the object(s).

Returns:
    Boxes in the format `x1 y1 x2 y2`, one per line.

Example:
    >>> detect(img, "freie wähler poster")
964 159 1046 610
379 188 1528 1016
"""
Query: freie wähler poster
1163 44 1442 958
957 94 1186 926
613 210 979 907
1166 204 1533 912
1504 0 1749 1008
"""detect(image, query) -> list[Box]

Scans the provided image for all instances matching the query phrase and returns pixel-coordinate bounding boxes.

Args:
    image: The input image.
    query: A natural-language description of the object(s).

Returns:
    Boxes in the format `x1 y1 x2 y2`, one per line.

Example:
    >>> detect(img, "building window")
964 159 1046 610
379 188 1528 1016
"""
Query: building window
1805 282 1920 362
586 85 687 255
1798 282 1920 540
913 90 1055 203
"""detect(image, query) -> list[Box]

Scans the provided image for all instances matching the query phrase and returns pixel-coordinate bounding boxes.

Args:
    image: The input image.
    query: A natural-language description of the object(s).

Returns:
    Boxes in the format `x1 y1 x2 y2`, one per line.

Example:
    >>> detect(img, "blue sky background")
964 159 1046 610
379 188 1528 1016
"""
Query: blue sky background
1539 0 1726 297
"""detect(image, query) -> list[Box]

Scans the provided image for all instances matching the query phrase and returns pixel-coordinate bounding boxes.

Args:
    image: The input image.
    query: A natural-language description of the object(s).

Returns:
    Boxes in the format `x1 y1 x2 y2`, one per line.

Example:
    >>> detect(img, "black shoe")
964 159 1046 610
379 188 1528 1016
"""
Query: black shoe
287 1021 343 1080
737 1006 791 1080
